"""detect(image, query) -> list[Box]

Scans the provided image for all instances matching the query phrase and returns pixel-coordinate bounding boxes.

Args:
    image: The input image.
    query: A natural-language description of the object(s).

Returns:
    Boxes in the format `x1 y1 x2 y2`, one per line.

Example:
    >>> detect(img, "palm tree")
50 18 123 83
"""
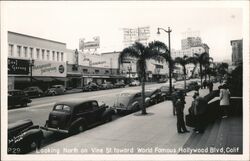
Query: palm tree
174 55 193 92
216 62 229 82
120 42 163 114
203 57 213 82
193 52 210 86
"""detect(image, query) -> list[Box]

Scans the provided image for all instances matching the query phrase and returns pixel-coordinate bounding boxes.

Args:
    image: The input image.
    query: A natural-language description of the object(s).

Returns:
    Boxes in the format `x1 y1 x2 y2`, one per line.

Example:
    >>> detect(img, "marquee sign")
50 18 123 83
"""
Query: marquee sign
8 58 29 75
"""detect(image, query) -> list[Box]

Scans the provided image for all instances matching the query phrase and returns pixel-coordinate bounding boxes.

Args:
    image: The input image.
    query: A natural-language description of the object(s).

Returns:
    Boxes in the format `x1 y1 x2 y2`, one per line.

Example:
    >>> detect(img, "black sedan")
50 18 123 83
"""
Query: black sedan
8 90 32 109
44 99 115 135
82 83 100 92
23 86 44 98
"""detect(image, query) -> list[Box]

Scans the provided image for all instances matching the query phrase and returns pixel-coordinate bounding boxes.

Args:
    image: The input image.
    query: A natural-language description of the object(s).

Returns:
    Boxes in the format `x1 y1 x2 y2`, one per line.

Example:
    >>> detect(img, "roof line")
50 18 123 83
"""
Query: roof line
8 31 66 45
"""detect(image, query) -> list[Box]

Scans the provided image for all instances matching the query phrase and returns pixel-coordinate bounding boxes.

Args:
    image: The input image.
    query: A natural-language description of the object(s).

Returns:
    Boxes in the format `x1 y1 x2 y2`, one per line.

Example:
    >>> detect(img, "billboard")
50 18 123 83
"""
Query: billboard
32 60 66 77
8 58 29 75
79 37 100 50
123 26 150 46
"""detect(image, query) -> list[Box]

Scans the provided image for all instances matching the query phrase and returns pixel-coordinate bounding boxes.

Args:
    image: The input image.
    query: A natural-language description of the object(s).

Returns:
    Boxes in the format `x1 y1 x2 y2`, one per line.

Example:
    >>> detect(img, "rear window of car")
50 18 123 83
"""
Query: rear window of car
54 104 71 112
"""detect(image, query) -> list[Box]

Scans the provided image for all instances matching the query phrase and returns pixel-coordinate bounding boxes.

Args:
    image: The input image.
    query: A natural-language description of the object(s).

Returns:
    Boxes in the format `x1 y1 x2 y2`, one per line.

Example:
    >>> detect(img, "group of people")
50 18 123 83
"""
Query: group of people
172 81 231 134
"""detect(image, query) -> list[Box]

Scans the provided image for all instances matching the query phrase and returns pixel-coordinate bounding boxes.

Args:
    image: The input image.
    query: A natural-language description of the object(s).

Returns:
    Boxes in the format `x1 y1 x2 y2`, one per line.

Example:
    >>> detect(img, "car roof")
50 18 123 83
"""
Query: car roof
55 99 96 107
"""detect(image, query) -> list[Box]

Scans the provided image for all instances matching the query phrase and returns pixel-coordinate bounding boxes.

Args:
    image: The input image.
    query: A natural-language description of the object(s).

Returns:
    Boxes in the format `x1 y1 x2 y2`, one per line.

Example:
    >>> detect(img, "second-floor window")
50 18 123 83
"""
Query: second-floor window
57 52 59 61
23 47 28 58
42 49 45 60
30 47 33 59
95 70 99 74
52 51 55 61
17 46 21 57
61 52 64 61
8 44 14 56
47 50 50 60
36 49 40 59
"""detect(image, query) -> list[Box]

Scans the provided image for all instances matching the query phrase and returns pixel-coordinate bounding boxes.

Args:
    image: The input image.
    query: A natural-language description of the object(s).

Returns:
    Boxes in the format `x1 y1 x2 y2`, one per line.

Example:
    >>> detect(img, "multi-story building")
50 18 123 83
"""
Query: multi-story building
8 31 67 90
181 37 202 50
231 39 243 66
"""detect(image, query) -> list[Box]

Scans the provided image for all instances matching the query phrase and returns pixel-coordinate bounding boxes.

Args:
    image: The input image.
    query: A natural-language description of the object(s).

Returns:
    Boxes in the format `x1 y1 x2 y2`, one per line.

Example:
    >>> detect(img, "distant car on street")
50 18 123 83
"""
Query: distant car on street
129 80 141 86
44 99 114 135
99 82 114 90
8 119 43 154
158 78 167 83
82 82 100 91
45 85 66 96
114 82 126 88
23 86 44 98
8 90 32 108
113 90 151 114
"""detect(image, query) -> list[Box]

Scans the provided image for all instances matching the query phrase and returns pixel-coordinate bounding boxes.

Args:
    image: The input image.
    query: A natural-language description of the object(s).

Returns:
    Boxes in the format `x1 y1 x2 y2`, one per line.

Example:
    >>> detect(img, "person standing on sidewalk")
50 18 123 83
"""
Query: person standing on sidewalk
219 84 231 118
175 93 190 134
208 81 213 93
190 92 207 133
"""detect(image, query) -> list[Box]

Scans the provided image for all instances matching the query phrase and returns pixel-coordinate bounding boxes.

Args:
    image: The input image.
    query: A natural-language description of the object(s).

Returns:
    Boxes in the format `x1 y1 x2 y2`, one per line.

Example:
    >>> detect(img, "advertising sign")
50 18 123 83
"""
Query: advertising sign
79 37 100 50
32 60 66 77
123 26 150 46
8 58 29 75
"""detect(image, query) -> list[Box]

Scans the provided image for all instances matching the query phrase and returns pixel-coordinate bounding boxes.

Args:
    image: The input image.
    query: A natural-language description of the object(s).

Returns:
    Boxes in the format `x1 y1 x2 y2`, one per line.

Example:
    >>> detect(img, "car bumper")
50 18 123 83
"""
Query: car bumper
40 126 69 134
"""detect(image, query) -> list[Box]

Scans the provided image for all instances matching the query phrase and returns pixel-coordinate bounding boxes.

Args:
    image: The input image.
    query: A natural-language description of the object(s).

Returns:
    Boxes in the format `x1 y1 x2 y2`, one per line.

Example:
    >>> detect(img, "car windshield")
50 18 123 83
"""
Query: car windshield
54 104 71 112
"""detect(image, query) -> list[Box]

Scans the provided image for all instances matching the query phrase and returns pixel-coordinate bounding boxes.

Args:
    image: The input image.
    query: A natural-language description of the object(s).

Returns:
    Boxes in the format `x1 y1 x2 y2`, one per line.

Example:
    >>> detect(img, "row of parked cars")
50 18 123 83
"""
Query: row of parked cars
8 80 201 154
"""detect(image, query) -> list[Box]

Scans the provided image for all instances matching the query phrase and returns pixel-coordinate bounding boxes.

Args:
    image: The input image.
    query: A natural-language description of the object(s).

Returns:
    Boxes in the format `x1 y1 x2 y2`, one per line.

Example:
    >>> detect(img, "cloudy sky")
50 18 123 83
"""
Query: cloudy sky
3 1 246 62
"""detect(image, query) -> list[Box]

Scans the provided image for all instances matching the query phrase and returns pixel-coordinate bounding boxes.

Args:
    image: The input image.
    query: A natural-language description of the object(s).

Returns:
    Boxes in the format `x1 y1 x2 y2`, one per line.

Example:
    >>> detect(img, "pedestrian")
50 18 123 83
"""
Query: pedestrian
208 81 213 93
203 80 207 89
175 94 190 134
171 90 178 116
219 84 231 118
189 92 207 133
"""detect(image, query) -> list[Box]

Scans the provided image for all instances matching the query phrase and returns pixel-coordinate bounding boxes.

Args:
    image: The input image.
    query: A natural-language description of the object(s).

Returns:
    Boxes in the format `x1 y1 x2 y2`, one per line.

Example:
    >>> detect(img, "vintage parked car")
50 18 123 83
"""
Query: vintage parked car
8 90 32 108
187 81 200 92
145 87 162 105
82 83 100 91
44 99 115 135
45 85 66 96
114 82 126 88
23 86 44 98
113 90 151 114
158 78 167 83
99 82 114 90
159 85 172 101
129 80 141 86
8 119 43 154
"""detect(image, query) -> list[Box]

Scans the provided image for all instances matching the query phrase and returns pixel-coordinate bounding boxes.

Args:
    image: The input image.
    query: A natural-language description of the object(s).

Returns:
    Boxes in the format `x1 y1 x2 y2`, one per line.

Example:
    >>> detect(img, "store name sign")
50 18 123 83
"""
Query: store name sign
32 60 66 77
8 58 29 75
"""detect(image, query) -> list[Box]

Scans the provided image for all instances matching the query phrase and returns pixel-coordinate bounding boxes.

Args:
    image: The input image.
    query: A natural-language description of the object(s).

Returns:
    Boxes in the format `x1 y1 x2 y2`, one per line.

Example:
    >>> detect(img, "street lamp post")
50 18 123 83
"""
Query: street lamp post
157 27 173 94
30 59 34 86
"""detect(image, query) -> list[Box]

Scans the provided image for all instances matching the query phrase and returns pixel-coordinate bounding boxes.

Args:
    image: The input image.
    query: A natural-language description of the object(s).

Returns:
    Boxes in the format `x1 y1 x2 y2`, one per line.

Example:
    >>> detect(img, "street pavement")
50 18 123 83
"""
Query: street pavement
33 86 227 155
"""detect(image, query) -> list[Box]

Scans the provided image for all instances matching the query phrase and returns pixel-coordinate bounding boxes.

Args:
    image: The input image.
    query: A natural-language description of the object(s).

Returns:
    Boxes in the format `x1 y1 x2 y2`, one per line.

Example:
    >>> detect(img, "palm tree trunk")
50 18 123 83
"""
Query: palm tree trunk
200 64 203 88
141 76 147 114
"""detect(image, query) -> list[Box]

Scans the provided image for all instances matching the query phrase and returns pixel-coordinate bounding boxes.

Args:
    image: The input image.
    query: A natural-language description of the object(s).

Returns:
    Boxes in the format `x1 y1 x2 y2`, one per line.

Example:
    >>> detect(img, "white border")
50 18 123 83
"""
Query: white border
1 1 249 161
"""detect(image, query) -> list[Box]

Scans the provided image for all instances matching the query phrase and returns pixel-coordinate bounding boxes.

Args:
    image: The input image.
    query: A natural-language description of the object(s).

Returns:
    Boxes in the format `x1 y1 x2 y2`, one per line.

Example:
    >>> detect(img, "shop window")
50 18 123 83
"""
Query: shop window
105 70 109 74
72 65 78 71
95 70 99 74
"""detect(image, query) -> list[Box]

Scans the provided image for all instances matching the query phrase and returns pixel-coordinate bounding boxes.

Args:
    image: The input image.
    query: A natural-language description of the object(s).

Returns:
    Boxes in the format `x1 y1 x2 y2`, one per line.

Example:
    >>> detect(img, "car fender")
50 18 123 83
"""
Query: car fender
70 118 87 129
102 108 114 118
131 101 139 109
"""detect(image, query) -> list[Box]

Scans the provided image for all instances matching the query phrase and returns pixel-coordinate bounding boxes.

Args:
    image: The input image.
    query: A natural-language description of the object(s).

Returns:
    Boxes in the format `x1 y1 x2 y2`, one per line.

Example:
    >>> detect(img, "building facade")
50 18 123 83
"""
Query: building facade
231 39 243 66
8 31 67 90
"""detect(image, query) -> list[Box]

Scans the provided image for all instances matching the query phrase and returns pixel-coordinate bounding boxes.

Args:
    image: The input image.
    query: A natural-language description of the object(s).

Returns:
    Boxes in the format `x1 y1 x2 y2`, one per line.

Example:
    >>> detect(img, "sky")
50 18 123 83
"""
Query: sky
3 1 245 62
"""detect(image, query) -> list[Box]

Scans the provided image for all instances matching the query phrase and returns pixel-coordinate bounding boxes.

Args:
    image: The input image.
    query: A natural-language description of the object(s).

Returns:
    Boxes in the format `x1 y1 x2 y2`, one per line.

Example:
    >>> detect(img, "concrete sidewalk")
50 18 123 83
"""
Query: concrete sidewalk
34 88 212 154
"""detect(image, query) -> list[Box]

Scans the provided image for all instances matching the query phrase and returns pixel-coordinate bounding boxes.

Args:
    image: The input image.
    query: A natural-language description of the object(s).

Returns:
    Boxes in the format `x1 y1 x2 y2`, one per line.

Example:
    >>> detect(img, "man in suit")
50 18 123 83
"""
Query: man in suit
175 92 190 134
